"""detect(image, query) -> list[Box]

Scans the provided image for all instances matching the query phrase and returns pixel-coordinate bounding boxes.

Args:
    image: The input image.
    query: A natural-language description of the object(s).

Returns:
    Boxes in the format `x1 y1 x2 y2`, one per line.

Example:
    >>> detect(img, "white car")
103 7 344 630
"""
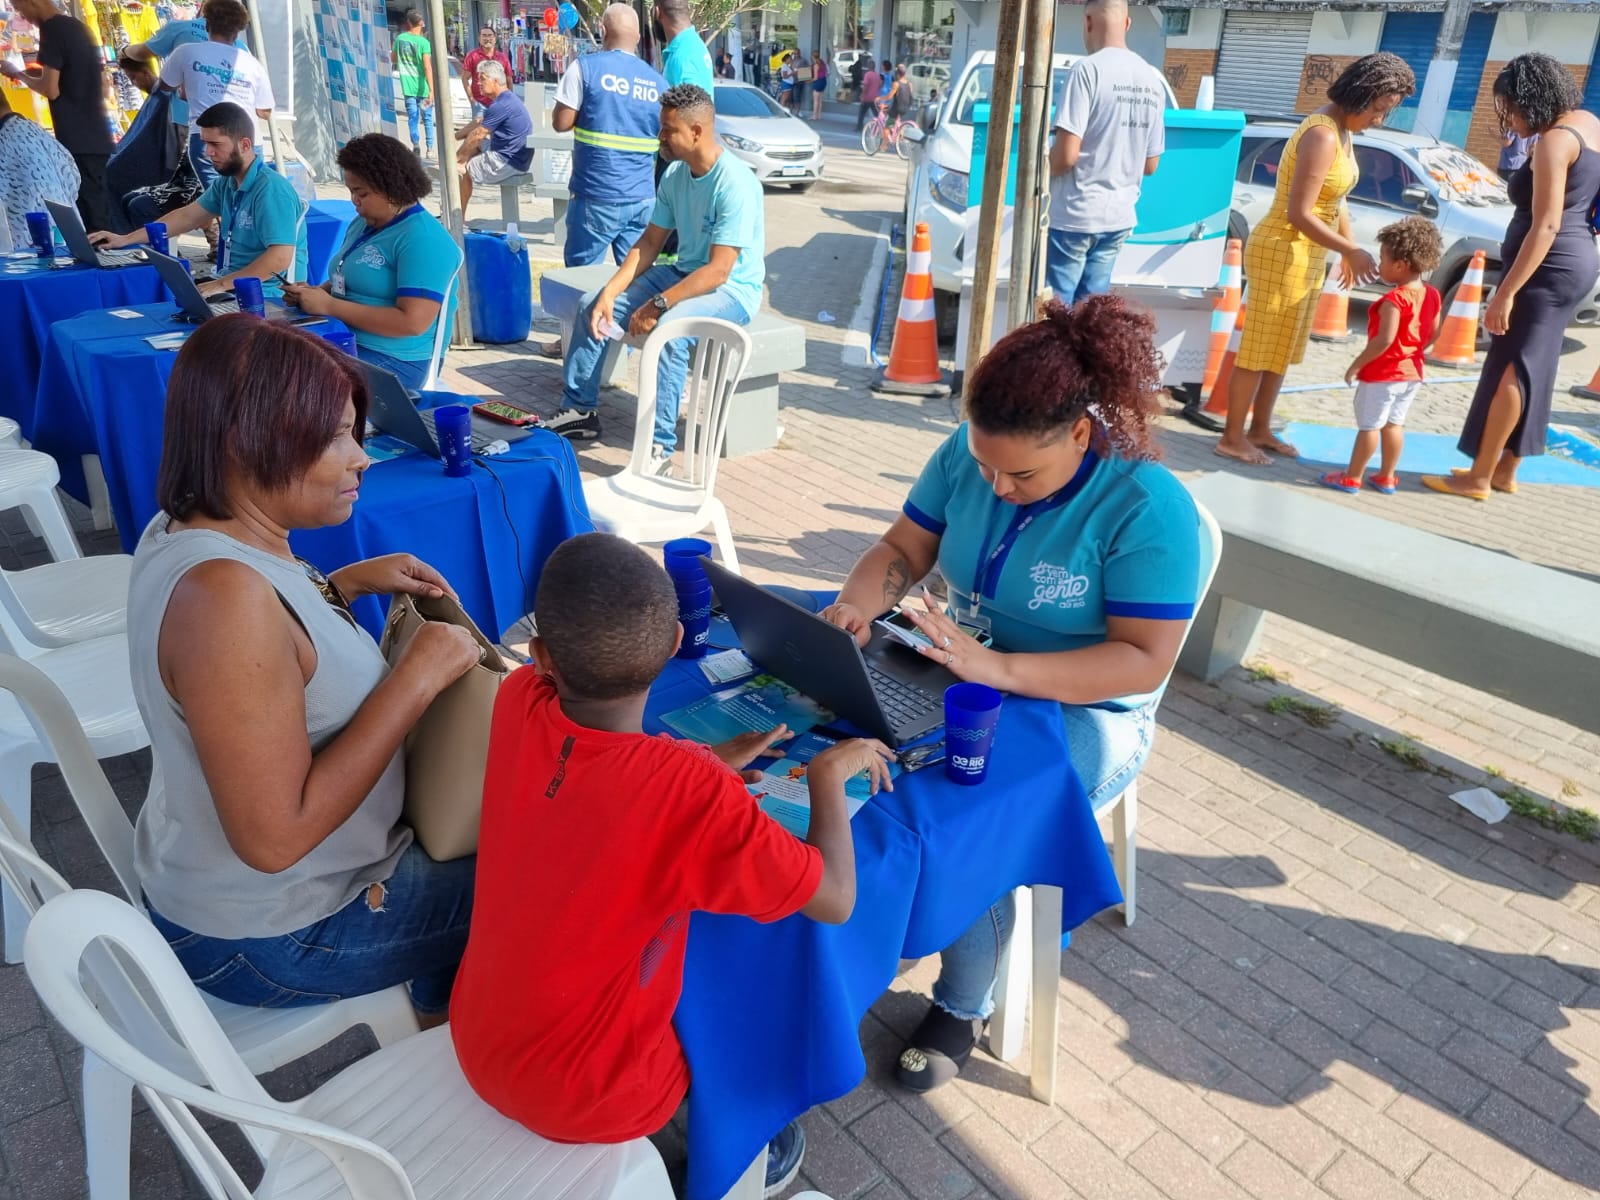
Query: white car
713 81 824 190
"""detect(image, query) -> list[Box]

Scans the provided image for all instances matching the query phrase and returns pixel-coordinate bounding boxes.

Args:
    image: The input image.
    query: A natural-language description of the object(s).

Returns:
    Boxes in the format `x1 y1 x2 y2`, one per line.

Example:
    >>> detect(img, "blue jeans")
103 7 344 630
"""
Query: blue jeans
359 345 432 391
405 95 435 152
145 843 476 1014
564 196 655 268
561 264 751 453
187 131 218 189
933 702 1155 1020
1045 227 1130 306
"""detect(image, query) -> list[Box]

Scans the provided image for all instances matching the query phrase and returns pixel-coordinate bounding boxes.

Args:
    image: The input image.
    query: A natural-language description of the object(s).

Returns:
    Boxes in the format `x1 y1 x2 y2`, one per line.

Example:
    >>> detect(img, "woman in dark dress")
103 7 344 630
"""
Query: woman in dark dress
1425 55 1600 499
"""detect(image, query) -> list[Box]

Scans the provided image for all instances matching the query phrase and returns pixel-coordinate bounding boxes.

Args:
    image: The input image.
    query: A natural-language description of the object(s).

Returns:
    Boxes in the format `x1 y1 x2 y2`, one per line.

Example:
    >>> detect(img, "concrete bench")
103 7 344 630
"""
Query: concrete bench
1180 472 1600 736
495 173 534 225
538 263 805 456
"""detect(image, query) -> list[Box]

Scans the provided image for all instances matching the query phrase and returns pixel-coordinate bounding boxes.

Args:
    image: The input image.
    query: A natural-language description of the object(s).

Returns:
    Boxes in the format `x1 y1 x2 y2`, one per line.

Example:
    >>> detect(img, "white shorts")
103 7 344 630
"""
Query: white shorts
1353 380 1420 431
465 148 524 185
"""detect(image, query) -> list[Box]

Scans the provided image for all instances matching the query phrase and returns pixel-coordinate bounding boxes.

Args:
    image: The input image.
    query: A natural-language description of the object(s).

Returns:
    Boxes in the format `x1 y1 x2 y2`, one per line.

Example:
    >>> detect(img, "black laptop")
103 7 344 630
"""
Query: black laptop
355 357 534 456
44 200 147 268
702 558 957 747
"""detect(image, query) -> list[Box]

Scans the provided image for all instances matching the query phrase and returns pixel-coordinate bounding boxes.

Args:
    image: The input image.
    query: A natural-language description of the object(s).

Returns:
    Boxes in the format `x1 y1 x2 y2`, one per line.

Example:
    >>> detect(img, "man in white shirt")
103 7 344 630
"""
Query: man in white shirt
1045 0 1165 303
157 0 272 188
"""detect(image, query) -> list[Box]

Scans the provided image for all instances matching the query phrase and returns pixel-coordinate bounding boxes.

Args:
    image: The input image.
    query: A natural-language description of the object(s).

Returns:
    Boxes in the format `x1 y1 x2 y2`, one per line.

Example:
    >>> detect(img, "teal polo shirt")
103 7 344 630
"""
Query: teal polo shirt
661 27 714 91
326 205 461 363
651 152 764 317
198 158 307 298
904 424 1201 708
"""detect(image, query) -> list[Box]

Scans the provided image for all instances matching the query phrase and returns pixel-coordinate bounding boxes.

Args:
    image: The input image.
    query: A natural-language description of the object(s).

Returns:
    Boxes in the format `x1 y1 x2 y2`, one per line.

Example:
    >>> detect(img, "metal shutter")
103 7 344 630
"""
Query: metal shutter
1213 10 1314 115
1378 11 1440 128
1451 13 1496 110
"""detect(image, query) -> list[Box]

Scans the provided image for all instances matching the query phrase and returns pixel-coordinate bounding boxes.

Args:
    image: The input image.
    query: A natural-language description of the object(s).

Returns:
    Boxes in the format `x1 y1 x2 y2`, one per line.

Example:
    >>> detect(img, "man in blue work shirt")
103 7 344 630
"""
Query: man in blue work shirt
546 85 763 477
90 101 306 299
552 3 666 267
457 59 533 208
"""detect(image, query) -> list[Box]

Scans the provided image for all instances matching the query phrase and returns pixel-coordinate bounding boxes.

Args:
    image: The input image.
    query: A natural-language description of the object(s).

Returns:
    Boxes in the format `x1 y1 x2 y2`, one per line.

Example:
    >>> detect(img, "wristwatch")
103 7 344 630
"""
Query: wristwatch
651 293 670 313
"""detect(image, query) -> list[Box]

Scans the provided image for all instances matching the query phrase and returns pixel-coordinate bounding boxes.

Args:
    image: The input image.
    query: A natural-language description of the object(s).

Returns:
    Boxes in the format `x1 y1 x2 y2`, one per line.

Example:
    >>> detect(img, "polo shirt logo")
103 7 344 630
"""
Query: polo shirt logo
236 209 254 229
1028 561 1090 610
357 244 388 269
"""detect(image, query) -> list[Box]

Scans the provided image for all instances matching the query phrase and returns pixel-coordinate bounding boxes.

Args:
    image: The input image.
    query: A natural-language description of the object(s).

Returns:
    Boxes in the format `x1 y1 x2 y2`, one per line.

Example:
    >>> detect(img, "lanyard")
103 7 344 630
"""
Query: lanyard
218 156 265 248
332 204 424 276
970 449 1099 601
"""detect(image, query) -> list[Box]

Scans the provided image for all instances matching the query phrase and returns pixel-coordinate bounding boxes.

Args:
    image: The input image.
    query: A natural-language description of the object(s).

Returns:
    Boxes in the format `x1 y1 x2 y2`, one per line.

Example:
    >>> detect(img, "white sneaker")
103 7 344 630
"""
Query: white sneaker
644 445 673 477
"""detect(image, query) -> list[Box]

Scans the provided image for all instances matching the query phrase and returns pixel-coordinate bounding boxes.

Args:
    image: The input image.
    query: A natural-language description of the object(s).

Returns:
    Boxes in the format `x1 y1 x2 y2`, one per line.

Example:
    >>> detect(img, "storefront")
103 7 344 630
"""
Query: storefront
887 0 954 102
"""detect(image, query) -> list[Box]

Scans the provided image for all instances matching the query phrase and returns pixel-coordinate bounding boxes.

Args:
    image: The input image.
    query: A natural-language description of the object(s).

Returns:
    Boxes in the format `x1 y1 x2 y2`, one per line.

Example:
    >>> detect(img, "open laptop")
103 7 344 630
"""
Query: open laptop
356 358 534 456
703 558 957 747
144 250 249 319
44 201 148 268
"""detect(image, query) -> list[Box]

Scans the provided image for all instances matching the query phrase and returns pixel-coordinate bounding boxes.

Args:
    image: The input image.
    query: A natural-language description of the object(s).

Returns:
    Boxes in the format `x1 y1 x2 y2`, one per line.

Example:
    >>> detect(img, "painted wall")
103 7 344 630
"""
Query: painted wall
1485 11 1598 65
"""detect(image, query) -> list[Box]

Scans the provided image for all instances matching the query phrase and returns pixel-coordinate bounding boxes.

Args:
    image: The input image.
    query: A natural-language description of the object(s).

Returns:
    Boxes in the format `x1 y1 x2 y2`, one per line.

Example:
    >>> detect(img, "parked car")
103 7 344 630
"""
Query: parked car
1230 117 1600 334
713 81 824 190
446 57 473 127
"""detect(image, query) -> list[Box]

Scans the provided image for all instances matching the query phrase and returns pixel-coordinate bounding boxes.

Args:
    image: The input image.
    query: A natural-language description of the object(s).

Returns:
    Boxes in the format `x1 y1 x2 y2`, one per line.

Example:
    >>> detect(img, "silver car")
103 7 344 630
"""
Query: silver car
713 81 824 190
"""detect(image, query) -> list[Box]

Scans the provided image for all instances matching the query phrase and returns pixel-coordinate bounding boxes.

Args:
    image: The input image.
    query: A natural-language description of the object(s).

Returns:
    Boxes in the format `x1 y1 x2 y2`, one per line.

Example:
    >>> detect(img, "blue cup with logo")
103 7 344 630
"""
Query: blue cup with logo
944 682 1002 786
323 327 357 357
25 211 52 257
233 275 266 317
674 581 713 659
143 221 169 256
662 537 713 581
432 405 474 477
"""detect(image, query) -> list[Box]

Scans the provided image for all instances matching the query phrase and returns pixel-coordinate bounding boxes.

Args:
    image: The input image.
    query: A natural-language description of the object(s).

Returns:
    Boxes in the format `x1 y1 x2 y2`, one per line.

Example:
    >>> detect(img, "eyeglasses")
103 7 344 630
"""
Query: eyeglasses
297 558 358 628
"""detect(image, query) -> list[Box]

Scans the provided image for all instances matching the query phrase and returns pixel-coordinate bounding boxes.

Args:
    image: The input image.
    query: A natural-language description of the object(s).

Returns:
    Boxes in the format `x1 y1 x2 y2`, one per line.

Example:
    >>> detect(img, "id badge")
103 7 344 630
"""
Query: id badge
331 271 347 297
216 237 229 274
949 590 993 644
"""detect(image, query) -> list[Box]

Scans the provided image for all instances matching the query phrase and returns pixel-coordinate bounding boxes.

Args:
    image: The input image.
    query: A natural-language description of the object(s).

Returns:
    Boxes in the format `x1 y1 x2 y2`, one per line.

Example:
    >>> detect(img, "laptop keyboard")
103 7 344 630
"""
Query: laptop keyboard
867 666 941 729
97 248 147 268
206 297 240 314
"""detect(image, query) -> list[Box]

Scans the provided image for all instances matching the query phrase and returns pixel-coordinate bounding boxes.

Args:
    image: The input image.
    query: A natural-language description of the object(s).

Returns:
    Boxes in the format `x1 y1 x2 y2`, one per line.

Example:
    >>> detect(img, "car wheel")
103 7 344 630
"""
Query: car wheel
1442 264 1500 352
1227 212 1250 282
933 289 958 344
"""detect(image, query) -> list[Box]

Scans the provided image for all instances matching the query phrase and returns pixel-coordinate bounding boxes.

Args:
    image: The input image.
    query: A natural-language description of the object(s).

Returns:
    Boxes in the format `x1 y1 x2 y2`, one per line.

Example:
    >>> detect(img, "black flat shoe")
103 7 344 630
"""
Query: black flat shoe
895 1004 982 1093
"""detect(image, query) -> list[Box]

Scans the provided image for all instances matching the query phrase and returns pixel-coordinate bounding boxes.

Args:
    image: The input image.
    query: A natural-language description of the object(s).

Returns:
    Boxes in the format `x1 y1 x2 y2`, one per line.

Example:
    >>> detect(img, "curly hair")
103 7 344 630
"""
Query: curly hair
660 83 714 123
1326 52 1416 114
966 295 1165 460
335 133 433 206
1377 216 1443 274
1494 53 1583 133
201 0 249 40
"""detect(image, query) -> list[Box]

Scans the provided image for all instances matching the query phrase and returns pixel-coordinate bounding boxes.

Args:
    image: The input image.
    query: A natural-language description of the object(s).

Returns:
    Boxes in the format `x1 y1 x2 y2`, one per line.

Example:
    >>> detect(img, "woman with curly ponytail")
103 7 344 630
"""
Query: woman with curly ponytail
819 295 1203 1092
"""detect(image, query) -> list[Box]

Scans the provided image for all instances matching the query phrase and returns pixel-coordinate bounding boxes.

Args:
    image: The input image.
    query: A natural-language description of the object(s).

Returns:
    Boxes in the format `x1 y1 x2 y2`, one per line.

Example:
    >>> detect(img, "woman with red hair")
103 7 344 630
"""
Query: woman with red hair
821 295 1203 1092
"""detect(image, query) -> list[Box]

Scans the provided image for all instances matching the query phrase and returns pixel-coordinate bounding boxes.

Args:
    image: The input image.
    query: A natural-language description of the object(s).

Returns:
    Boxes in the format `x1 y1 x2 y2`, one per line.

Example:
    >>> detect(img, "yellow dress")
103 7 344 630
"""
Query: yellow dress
1238 113 1358 375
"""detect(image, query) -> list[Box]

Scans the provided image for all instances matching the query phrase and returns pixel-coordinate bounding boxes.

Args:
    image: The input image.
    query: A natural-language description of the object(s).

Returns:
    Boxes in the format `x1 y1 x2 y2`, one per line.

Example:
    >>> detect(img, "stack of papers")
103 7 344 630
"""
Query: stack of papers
145 332 191 351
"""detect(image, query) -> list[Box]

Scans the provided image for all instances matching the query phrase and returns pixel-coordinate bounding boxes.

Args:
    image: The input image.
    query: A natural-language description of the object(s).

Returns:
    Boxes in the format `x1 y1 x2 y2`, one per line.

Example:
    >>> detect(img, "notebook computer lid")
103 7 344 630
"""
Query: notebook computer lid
44 200 125 267
143 249 217 321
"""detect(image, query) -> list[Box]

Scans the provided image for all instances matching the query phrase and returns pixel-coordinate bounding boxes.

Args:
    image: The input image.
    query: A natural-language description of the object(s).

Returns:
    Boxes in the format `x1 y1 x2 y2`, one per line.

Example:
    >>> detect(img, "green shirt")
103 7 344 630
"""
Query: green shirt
394 31 431 98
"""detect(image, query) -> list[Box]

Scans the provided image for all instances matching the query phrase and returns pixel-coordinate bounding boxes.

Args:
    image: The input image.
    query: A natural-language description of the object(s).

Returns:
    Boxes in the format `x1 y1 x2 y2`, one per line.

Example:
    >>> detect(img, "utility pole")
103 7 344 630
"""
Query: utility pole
427 0 476 344
1007 0 1055 332
1412 0 1474 140
963 0 1026 397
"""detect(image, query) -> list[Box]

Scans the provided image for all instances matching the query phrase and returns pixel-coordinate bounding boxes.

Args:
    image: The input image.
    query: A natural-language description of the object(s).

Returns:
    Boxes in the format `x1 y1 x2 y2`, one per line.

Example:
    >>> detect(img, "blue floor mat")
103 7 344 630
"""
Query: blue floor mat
1280 422 1600 488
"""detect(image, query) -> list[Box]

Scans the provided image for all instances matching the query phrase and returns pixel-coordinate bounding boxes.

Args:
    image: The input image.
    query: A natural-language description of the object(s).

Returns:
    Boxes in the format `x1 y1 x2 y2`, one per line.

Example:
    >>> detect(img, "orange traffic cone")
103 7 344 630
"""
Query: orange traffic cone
1309 263 1353 342
1201 240 1243 400
874 222 951 397
1204 303 1244 415
1427 249 1486 367
1571 361 1600 401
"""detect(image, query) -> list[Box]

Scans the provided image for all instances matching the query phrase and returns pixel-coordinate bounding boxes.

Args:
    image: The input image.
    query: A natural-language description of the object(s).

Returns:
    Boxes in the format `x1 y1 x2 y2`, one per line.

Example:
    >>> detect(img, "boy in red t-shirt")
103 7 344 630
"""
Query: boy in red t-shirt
450 533 892 1194
1323 216 1444 495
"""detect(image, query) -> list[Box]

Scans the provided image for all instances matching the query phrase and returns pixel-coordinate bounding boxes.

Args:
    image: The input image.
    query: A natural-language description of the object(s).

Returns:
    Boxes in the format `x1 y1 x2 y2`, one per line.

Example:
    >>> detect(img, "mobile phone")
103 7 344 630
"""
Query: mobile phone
472 400 541 427
875 609 934 651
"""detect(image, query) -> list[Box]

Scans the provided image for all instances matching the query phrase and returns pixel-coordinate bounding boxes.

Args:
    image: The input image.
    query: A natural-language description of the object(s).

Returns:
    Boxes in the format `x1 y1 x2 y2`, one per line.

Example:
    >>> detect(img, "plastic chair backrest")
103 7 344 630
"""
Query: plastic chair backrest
0 571 46 661
0 816 69 917
418 267 459 393
628 317 753 493
24 889 418 1200
1146 497 1223 707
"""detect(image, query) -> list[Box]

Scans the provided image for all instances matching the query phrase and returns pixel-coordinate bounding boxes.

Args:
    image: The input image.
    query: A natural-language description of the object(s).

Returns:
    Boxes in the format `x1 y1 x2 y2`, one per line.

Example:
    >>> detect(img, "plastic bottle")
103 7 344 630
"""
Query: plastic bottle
504 222 524 254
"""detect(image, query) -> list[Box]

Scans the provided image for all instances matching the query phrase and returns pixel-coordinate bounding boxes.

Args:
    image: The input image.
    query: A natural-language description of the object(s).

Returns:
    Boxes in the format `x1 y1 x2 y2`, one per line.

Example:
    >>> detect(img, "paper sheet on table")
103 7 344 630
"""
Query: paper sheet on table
746 730 900 838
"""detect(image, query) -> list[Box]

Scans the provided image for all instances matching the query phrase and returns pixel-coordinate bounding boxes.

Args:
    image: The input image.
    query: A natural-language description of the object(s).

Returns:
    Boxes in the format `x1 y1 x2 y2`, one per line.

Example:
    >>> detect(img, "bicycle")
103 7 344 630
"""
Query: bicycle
861 102 913 160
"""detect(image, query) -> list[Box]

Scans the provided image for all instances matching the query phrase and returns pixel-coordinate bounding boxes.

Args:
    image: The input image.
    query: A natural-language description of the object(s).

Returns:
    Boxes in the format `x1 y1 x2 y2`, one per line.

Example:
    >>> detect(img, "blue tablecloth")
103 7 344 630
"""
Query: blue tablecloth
305 199 357 286
645 633 1123 1200
0 256 165 435
32 303 353 530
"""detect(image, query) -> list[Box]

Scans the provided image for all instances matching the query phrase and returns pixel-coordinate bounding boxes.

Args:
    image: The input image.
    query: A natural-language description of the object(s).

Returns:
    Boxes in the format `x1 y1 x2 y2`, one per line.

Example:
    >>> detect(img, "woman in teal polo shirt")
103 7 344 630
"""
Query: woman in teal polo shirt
822 295 1202 1092
283 133 460 389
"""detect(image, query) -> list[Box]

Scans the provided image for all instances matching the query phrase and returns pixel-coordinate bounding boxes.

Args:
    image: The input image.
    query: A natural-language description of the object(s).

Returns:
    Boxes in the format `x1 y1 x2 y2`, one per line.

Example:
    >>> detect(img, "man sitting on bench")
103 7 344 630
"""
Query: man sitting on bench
456 59 532 209
545 84 763 478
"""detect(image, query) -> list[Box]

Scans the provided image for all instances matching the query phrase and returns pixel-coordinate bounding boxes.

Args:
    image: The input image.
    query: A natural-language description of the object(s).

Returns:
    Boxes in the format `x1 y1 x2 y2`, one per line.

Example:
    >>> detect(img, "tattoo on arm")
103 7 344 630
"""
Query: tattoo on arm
883 557 911 608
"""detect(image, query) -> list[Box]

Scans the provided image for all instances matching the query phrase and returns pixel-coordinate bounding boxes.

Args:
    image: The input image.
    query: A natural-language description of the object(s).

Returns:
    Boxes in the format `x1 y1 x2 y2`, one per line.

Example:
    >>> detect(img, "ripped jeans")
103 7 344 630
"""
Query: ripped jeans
932 702 1155 1021
145 843 476 1014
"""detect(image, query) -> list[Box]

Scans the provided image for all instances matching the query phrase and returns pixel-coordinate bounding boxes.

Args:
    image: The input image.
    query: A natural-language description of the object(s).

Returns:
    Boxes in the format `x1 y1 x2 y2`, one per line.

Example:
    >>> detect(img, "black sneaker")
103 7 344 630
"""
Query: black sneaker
544 407 601 441
763 1121 805 1197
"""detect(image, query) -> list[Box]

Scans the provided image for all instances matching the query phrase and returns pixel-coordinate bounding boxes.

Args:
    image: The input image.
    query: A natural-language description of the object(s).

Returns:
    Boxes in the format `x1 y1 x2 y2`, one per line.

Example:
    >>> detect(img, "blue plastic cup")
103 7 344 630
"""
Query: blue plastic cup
675 582 713 659
323 327 357 356
25 211 52 257
233 275 266 317
663 537 714 580
143 221 169 256
944 682 1003 786
433 405 473 477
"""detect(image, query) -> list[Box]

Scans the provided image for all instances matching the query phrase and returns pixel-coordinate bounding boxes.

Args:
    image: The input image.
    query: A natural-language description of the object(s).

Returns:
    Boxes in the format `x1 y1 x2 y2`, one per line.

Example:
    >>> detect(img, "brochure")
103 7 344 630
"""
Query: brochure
659 673 833 745
747 729 901 838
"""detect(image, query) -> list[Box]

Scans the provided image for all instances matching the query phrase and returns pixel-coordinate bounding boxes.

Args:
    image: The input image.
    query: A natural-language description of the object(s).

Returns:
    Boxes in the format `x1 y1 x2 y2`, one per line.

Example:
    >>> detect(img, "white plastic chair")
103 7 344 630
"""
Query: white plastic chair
0 417 21 449
0 655 421 1200
0 448 83 561
582 317 753 572
989 499 1222 1104
417 268 460 393
24 888 674 1200
0 554 131 645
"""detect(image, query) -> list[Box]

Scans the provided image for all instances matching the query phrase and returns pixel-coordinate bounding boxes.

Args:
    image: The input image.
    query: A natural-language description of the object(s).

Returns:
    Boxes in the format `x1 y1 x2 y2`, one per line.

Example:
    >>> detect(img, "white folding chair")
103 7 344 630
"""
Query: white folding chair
0 448 83 562
581 317 753 571
0 655 419 1200
989 499 1222 1104
24 888 673 1200
0 554 130 646
417 268 460 393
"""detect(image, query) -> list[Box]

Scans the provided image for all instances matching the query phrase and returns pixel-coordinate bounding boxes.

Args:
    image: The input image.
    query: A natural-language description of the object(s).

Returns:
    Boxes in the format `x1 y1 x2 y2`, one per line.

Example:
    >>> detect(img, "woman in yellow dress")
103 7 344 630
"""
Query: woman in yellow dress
1216 54 1415 466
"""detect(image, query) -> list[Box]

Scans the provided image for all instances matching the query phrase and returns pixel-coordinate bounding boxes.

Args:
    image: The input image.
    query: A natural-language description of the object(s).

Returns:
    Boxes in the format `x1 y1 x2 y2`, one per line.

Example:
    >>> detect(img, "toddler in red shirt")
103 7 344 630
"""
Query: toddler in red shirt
450 533 893 1194
1323 216 1444 495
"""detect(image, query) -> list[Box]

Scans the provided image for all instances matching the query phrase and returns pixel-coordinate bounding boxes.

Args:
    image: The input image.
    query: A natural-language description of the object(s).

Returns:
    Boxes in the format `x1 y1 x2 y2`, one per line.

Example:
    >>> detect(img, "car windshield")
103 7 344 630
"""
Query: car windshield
715 87 789 119
950 66 1076 125
1416 146 1508 206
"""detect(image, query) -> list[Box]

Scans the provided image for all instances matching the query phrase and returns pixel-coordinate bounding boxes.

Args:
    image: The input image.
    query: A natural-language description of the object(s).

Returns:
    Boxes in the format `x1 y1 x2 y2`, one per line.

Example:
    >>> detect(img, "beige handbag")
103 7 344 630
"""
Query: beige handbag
379 592 510 861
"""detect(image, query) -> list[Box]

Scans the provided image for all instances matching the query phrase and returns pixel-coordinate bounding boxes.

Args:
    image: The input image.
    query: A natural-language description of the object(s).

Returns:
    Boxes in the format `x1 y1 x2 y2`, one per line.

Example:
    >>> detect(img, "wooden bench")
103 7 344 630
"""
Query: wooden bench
1180 472 1600 736
538 263 805 456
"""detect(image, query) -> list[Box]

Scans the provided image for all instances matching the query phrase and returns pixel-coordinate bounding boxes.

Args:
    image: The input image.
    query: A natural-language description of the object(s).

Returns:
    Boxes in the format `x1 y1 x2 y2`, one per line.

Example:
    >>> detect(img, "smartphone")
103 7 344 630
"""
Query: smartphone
472 400 541 427
876 607 994 650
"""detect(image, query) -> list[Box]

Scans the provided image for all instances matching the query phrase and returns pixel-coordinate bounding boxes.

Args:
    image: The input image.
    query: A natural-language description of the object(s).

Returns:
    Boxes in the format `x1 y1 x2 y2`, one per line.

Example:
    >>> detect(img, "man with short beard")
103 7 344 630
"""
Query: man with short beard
89 100 306 298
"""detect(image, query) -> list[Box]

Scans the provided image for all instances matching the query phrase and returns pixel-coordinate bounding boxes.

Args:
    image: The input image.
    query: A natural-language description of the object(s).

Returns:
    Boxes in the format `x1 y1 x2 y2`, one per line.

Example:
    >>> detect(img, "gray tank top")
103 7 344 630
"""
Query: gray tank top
130 517 411 939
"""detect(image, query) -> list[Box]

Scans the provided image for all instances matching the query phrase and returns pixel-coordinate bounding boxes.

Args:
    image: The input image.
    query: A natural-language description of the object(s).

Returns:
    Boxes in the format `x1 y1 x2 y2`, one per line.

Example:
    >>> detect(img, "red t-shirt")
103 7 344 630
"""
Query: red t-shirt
450 669 823 1144
462 48 513 106
1357 283 1442 383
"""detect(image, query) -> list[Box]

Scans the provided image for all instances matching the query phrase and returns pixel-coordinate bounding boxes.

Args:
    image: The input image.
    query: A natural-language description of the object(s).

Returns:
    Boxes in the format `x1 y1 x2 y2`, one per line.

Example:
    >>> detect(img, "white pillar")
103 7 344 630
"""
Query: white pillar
1411 0 1475 140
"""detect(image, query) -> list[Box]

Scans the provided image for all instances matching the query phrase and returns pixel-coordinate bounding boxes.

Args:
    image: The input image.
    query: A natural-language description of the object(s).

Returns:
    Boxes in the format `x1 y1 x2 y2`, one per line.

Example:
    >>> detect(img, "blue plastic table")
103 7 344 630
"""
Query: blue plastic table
0 255 165 435
304 199 358 285
645 630 1123 1200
